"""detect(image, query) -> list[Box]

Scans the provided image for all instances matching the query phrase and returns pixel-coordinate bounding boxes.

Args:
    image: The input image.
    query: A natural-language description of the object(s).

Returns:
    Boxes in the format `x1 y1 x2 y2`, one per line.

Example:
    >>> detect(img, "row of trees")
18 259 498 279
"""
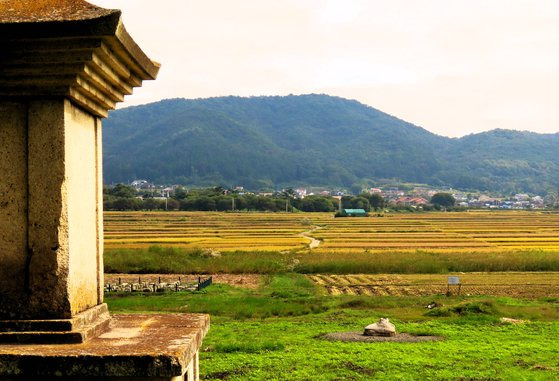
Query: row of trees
104 184 454 212
104 185 341 212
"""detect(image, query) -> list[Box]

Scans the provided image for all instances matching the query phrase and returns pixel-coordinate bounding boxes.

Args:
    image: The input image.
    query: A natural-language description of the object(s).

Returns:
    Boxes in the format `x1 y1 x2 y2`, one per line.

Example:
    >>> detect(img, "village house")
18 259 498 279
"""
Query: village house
394 196 428 207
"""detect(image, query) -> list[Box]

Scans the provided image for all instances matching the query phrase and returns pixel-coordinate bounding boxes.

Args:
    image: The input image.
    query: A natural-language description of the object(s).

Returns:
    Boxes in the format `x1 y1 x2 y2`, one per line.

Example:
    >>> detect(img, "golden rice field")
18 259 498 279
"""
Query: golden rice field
308 272 559 297
104 210 559 253
104 212 309 251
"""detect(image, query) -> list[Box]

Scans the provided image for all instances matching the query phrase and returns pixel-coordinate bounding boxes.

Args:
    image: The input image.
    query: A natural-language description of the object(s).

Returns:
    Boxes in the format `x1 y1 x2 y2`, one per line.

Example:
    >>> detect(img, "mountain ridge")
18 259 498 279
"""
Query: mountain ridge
103 94 559 194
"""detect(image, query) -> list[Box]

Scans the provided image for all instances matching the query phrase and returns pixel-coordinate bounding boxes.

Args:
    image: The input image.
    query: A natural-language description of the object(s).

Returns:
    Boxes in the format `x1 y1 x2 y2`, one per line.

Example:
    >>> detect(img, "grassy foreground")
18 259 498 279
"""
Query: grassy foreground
106 274 559 380
105 246 559 274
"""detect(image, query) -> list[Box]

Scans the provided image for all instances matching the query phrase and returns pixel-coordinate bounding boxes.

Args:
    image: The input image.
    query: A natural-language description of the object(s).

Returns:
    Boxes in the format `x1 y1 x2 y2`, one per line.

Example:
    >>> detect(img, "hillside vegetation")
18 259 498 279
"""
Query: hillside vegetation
103 94 559 193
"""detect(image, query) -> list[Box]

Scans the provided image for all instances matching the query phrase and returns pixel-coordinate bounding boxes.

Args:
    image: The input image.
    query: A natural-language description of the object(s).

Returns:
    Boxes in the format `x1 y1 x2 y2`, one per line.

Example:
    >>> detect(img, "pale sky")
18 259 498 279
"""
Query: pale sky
90 0 559 137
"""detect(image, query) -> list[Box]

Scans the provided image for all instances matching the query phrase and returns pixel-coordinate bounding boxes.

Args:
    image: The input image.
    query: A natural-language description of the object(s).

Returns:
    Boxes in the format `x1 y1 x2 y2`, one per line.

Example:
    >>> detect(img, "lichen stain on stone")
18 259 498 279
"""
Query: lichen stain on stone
99 328 142 340
139 317 156 331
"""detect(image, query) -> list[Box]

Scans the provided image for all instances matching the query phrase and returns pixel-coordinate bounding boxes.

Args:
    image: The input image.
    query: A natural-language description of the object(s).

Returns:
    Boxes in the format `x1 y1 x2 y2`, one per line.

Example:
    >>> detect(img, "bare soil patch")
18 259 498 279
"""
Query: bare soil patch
323 331 443 343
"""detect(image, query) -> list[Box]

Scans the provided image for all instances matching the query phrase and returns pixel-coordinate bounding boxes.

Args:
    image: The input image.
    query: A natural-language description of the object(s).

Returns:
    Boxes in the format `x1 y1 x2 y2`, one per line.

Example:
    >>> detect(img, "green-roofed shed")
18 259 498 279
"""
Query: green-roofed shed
343 209 368 217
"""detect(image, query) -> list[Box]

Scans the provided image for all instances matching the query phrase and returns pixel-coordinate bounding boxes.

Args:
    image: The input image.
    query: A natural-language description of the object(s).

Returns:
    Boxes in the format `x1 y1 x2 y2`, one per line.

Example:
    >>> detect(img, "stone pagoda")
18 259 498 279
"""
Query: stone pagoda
0 1 209 379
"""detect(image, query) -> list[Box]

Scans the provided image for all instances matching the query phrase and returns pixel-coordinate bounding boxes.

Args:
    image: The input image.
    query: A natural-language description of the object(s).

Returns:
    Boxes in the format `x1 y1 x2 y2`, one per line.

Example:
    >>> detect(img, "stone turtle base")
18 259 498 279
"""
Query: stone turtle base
323 331 443 343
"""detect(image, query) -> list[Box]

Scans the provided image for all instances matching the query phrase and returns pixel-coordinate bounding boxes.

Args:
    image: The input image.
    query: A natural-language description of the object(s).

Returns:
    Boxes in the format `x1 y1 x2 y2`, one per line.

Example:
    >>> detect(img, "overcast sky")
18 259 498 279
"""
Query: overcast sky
90 0 559 137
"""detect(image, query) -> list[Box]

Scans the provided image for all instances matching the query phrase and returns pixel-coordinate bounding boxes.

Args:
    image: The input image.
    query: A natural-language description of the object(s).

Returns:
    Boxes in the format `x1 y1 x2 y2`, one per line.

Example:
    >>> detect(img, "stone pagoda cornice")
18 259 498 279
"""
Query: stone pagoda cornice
0 0 160 117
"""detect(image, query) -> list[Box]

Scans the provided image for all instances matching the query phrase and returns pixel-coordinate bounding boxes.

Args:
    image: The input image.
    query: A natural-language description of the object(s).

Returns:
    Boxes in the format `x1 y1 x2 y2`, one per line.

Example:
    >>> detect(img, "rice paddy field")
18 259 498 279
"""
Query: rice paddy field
308 272 559 297
104 211 309 251
104 210 559 253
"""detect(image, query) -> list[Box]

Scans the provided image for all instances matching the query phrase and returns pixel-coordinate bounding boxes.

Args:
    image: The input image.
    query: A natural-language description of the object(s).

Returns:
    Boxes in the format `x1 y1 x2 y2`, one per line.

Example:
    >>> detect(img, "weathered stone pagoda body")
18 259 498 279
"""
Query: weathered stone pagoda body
0 1 208 379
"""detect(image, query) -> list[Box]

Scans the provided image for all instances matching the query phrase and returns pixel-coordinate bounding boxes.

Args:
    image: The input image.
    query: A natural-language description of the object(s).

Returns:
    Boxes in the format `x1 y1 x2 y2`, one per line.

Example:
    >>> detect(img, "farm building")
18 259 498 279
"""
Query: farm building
343 208 368 217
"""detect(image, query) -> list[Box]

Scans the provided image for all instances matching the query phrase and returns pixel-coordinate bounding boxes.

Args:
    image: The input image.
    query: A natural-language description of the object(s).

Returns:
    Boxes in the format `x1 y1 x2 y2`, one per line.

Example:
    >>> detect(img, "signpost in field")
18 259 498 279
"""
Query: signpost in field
447 276 461 295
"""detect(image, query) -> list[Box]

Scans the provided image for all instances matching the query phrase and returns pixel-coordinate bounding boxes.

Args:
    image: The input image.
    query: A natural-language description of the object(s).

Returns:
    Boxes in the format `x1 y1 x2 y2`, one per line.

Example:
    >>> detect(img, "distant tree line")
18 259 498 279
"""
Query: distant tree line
103 185 394 212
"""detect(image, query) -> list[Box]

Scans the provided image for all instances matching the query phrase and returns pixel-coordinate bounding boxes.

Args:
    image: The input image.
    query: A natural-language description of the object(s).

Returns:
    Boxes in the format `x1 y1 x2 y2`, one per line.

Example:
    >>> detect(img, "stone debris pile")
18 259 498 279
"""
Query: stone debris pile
105 277 212 293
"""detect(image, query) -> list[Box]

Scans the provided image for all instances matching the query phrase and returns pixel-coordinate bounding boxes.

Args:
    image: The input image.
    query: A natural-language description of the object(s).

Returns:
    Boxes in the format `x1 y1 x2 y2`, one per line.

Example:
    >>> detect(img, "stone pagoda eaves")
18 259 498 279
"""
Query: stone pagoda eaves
0 0 160 117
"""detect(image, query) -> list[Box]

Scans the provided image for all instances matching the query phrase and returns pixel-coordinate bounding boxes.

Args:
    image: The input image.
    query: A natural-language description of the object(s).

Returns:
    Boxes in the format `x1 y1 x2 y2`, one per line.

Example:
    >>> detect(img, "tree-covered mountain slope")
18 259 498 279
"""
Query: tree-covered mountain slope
103 94 559 193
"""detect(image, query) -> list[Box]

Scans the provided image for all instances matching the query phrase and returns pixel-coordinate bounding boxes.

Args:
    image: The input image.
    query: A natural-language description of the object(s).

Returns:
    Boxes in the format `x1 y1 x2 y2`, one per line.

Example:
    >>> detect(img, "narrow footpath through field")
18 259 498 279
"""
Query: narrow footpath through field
298 225 323 249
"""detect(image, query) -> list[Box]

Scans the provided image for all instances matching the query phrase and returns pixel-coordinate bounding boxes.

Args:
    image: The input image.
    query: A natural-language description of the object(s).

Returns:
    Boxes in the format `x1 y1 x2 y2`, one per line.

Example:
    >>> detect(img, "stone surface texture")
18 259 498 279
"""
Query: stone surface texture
0 0 116 22
364 318 396 337
0 0 157 324
0 304 110 344
0 313 210 379
0 100 103 320
0 103 28 305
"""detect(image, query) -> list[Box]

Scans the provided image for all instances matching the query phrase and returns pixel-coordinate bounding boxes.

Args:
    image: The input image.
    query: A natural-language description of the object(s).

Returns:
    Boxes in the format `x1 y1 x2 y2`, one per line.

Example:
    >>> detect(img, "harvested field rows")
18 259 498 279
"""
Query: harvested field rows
104 212 309 251
104 211 559 253
311 211 559 252
308 272 559 297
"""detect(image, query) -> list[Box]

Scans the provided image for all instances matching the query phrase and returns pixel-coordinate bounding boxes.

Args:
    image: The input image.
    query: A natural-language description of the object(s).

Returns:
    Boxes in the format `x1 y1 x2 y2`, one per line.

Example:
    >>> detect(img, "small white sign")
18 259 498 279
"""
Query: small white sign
448 276 460 285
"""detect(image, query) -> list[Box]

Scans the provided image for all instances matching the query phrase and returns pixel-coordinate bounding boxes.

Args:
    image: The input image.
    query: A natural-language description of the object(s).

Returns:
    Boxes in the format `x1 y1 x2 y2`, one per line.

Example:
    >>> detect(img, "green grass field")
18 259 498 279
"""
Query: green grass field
106 274 559 380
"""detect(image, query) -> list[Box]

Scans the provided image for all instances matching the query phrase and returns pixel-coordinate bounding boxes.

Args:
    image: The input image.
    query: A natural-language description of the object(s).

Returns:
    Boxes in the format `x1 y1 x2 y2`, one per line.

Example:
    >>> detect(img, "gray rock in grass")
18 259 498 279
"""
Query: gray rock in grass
364 318 396 337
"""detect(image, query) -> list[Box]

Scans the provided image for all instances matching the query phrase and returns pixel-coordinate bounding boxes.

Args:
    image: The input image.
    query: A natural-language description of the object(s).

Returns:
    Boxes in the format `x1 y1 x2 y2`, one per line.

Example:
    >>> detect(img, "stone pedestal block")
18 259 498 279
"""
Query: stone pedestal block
0 314 210 380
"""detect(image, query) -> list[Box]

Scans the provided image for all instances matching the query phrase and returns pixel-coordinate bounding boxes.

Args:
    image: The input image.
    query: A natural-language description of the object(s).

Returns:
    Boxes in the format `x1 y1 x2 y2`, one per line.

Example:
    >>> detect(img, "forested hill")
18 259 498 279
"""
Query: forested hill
103 94 559 193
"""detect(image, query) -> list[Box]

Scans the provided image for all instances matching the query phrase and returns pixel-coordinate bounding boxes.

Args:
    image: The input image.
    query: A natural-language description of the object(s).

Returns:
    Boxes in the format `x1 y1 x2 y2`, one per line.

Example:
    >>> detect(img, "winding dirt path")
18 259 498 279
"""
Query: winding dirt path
299 225 323 249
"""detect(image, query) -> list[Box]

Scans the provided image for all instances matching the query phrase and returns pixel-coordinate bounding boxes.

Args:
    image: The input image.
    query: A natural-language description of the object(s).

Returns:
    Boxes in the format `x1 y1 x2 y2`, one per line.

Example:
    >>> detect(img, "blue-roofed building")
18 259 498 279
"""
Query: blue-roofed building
342 208 368 217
